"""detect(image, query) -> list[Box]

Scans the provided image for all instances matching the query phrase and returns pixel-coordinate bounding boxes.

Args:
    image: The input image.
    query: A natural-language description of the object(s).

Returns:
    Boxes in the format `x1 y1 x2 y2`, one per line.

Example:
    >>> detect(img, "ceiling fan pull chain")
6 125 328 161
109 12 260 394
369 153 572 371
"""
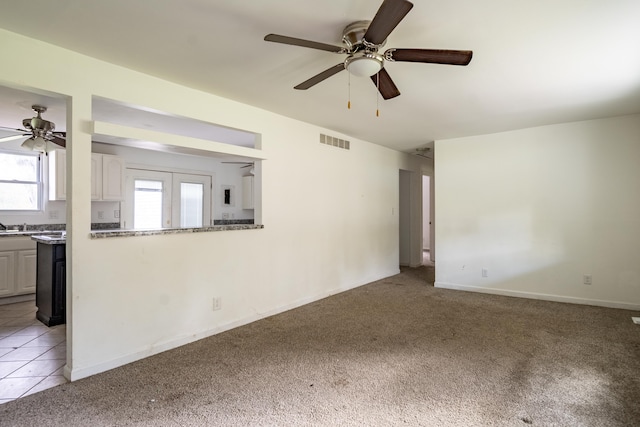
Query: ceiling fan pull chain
376 73 380 117
348 71 351 109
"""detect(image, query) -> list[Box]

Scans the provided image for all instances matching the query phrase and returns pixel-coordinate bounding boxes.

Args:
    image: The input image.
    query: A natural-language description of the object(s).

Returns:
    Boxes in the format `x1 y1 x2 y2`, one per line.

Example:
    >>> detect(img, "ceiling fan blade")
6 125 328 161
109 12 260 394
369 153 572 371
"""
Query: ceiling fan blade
294 63 345 90
264 34 345 53
364 0 414 45
44 132 66 148
49 136 66 148
386 48 473 65
0 134 29 143
371 68 401 100
0 125 29 133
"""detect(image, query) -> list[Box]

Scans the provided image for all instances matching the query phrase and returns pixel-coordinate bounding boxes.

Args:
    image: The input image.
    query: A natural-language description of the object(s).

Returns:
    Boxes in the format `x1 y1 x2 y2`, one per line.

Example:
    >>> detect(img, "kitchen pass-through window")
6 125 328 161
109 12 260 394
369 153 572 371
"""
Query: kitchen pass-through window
0 151 42 211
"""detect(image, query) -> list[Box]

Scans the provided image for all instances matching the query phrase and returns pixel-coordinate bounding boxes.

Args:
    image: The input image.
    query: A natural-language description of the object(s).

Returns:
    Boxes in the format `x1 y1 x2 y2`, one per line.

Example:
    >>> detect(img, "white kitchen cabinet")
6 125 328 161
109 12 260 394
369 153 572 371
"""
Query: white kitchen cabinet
90 154 102 200
0 238 37 298
49 151 125 201
100 154 125 200
16 249 37 294
48 150 67 201
0 251 16 297
242 175 254 209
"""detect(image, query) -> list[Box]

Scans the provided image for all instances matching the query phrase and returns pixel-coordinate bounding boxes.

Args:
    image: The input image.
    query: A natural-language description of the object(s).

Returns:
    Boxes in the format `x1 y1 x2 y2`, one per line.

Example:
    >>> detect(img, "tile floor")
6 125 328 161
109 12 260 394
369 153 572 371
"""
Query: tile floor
0 300 67 404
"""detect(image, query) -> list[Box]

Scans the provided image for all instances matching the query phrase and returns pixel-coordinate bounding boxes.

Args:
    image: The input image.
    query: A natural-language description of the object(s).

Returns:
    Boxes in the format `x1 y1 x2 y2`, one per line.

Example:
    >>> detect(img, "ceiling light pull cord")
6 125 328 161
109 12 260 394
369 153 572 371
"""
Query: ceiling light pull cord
348 71 351 110
376 73 380 117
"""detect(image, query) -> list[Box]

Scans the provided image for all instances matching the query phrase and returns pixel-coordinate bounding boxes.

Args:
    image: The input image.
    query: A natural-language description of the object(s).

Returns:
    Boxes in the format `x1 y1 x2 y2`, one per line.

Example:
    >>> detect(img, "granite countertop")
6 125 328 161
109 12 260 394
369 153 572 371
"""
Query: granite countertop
31 233 66 245
90 224 263 239
13 224 263 243
0 230 65 238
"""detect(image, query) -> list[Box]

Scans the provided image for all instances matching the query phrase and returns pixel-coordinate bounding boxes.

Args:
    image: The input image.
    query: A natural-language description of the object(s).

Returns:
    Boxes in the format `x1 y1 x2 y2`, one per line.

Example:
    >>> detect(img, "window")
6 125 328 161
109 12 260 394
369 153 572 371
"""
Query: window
0 151 41 211
133 180 165 229
178 182 204 227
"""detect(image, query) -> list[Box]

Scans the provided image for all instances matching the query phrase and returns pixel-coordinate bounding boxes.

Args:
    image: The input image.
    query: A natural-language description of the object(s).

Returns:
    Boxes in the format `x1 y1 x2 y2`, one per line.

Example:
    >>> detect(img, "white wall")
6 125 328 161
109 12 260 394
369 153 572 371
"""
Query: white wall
434 114 640 309
0 29 428 380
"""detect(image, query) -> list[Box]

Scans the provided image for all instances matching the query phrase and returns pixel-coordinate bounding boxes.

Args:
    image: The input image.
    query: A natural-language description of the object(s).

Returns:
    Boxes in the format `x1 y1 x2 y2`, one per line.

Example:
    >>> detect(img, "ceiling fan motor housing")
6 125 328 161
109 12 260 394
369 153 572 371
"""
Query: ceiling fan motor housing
342 20 386 50
23 105 55 134
342 21 386 77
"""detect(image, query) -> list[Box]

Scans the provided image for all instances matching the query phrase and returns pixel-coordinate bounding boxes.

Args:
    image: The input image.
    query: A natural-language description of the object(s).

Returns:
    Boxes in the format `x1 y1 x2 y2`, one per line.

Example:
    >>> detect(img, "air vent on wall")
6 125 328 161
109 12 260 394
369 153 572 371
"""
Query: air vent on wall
320 133 350 150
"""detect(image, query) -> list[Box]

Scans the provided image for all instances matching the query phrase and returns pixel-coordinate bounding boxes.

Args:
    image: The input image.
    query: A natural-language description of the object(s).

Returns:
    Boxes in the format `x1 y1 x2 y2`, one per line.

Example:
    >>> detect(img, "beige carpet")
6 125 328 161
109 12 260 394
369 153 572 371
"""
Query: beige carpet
2 265 639 426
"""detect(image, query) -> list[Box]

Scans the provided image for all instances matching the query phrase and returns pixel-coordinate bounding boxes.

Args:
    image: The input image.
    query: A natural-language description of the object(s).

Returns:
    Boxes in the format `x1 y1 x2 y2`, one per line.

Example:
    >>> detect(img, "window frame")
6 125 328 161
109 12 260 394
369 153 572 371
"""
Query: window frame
0 149 43 213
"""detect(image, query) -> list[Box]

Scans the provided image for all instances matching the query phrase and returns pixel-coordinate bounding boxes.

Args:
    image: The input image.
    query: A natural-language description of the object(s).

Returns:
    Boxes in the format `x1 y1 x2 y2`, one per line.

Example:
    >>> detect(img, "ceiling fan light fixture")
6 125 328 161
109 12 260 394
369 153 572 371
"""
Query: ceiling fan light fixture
21 136 48 153
345 52 384 77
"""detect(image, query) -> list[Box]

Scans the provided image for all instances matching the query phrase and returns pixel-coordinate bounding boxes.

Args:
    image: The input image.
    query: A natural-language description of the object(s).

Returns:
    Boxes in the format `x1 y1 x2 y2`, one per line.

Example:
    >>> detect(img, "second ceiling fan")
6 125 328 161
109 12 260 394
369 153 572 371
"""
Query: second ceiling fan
264 0 473 100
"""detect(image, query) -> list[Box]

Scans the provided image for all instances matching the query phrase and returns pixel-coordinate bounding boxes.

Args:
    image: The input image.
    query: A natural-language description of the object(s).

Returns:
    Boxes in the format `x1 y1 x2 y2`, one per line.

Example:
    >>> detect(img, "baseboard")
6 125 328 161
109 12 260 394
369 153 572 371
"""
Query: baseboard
434 282 640 311
0 294 35 306
68 269 399 381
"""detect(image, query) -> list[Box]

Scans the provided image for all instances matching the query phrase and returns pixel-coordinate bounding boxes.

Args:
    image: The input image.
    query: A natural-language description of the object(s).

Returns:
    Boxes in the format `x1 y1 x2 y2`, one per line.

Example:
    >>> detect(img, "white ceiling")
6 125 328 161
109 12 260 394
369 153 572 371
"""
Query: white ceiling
1 0 639 152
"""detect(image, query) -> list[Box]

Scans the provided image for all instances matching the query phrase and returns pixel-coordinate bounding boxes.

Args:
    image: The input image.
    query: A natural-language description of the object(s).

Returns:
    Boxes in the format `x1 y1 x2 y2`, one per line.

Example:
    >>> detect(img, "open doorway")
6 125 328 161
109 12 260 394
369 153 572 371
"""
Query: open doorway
399 170 412 266
422 175 434 267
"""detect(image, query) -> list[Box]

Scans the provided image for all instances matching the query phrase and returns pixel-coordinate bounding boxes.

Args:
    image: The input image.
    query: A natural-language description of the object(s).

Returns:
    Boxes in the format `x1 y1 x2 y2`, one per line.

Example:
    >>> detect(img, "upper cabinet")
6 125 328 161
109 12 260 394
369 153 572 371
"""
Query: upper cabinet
49 151 125 201
99 154 125 201
48 150 67 201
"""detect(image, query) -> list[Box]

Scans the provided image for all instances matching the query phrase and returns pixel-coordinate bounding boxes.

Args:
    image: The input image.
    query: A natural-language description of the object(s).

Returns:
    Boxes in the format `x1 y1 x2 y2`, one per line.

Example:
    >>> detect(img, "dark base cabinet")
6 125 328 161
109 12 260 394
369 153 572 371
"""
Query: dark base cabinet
36 242 66 327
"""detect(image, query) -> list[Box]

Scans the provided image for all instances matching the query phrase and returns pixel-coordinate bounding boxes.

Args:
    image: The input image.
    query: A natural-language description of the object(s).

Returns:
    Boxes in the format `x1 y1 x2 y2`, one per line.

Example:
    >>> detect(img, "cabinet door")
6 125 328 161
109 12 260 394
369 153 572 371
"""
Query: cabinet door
48 150 66 201
101 154 125 200
242 176 254 209
91 153 102 200
16 249 37 294
0 251 16 297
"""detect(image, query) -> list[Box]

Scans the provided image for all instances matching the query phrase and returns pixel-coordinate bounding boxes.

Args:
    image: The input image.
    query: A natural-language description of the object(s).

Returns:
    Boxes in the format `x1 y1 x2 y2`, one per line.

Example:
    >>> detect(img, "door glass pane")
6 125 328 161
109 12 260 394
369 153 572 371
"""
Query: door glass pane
134 180 163 229
180 182 203 227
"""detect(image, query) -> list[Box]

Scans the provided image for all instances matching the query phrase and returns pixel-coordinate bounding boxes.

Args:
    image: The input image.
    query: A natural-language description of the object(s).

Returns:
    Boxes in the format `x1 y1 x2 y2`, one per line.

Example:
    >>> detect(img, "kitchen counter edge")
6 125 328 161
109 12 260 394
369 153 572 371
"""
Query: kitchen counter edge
90 224 264 239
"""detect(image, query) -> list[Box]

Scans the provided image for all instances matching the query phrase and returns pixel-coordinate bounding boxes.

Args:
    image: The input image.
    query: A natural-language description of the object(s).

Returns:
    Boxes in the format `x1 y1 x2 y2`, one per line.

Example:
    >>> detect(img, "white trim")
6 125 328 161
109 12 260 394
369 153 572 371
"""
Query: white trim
0 293 35 306
434 281 640 311
68 268 400 381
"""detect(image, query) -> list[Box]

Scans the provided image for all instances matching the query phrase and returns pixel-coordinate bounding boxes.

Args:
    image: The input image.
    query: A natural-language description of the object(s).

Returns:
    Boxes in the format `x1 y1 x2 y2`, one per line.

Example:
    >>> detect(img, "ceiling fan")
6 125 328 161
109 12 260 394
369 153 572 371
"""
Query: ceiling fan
264 0 472 100
222 161 254 168
0 105 66 152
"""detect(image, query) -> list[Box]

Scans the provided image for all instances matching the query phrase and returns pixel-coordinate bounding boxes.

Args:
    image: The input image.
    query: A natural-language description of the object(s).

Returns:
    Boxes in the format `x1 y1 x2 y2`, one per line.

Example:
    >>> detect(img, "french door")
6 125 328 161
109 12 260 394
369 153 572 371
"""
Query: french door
123 169 212 230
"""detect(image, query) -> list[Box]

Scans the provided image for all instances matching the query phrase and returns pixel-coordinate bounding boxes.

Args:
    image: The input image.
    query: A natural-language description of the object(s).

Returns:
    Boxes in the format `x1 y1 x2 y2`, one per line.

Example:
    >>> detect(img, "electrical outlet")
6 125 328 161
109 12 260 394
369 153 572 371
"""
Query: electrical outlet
97 211 104 219
222 213 229 219
482 268 488 278
583 274 592 285
212 297 222 311
114 210 120 218
49 210 58 219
